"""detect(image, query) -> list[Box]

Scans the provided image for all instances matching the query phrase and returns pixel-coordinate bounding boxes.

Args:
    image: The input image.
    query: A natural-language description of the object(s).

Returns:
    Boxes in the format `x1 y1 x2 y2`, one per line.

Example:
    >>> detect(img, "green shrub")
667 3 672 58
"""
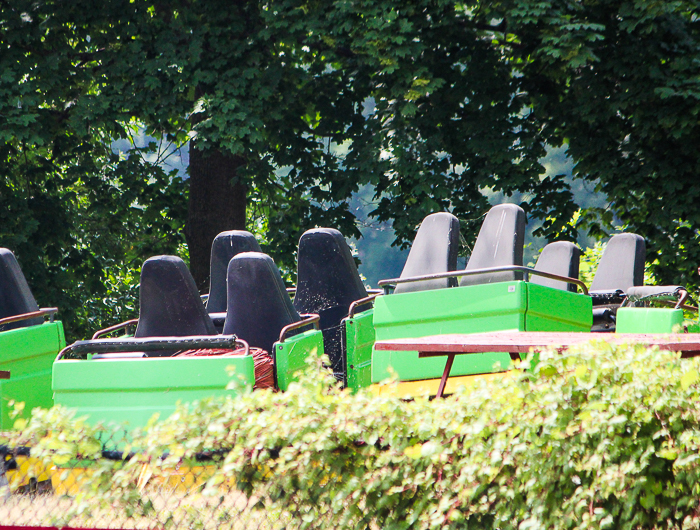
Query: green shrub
4 344 700 529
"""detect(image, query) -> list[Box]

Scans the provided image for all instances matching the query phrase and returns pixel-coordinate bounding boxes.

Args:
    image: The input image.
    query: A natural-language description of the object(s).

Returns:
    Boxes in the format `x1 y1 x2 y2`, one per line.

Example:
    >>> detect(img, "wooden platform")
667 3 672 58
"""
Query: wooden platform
0 370 9 380
374 332 700 397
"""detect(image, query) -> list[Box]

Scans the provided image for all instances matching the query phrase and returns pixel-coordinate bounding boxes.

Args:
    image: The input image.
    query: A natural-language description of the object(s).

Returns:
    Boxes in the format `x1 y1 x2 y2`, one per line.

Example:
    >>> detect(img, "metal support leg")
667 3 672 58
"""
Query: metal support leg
436 353 455 398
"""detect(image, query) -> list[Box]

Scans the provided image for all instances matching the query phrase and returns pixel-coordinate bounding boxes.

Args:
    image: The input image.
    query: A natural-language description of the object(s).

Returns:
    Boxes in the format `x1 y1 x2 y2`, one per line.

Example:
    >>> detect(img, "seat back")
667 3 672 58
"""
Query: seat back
590 233 646 292
224 252 301 356
135 256 217 342
532 241 581 292
0 248 42 331
293 229 367 381
394 212 460 294
459 204 526 286
207 230 261 313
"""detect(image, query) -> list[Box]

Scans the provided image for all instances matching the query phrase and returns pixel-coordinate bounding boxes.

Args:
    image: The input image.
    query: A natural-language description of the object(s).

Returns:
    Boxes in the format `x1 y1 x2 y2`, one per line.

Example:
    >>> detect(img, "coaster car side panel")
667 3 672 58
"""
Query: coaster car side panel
371 282 525 383
616 308 684 334
343 307 375 392
53 354 254 428
274 328 325 391
372 281 592 384
0 320 65 430
526 283 592 332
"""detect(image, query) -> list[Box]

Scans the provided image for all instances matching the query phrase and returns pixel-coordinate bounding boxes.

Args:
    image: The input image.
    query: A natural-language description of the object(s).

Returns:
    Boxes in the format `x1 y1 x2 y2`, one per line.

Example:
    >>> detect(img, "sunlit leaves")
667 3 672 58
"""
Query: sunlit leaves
6 345 700 528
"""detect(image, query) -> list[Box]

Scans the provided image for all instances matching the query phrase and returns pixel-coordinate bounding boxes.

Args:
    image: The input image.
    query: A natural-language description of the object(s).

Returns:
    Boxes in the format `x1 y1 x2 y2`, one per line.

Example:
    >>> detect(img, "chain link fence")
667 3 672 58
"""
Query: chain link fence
1 435 314 529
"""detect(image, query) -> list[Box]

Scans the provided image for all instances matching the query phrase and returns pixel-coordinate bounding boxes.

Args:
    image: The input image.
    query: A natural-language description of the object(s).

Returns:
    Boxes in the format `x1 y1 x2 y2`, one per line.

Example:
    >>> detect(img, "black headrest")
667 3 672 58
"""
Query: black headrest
223 252 300 355
207 231 261 313
135 256 217 339
394 212 460 294
460 204 526 286
532 241 581 292
293 228 367 315
590 233 645 292
0 248 42 331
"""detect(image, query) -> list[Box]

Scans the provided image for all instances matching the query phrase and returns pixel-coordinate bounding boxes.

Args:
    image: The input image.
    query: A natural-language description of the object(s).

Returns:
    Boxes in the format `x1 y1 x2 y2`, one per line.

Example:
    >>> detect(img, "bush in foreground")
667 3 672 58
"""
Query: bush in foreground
4 343 700 529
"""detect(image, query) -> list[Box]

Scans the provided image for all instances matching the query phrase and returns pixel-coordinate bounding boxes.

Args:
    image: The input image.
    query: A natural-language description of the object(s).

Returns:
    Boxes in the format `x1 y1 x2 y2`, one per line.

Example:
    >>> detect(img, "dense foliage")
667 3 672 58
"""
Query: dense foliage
6 344 700 529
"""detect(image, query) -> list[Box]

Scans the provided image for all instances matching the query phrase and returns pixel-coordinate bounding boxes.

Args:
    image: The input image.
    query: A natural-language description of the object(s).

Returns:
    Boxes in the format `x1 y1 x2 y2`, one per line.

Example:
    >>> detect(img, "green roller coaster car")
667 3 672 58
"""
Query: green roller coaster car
52 253 324 429
0 248 66 430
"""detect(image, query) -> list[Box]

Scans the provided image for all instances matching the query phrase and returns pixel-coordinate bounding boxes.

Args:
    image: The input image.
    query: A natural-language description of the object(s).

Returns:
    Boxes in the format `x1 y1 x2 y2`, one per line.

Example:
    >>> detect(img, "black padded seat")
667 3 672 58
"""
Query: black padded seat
394 212 460 294
588 233 645 332
293 228 368 382
532 241 581 292
459 204 526 286
0 248 42 332
135 256 217 354
590 233 645 294
207 230 261 314
224 252 301 357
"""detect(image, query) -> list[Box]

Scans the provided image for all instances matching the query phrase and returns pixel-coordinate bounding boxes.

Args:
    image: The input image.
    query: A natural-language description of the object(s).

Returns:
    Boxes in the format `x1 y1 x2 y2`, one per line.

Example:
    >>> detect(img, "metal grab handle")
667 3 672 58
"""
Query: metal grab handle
348 294 380 318
92 318 139 339
56 335 243 360
621 287 695 311
378 266 589 295
278 313 320 344
0 308 58 327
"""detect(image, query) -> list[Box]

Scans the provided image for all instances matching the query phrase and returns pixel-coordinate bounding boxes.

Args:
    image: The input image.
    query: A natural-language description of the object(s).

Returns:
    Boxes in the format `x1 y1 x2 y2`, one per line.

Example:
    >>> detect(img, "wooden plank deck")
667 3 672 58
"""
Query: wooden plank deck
374 332 700 397
375 331 700 355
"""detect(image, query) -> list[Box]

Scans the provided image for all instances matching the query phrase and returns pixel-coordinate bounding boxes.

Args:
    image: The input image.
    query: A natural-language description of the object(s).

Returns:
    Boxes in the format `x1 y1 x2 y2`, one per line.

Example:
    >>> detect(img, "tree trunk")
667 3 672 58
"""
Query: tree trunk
185 144 247 291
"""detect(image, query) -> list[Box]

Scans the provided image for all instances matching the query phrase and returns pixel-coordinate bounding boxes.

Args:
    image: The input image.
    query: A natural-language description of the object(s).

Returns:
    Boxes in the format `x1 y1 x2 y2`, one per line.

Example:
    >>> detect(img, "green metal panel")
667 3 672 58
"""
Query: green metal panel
0 321 65 430
274 329 325 391
53 355 254 428
372 282 526 382
344 308 375 392
371 282 592 383
616 308 684 333
525 283 592 332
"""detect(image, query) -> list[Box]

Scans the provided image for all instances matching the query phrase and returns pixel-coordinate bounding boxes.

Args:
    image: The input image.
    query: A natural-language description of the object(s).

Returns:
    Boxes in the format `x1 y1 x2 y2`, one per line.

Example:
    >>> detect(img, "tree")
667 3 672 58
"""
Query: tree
479 0 700 286
0 2 188 340
2 0 700 343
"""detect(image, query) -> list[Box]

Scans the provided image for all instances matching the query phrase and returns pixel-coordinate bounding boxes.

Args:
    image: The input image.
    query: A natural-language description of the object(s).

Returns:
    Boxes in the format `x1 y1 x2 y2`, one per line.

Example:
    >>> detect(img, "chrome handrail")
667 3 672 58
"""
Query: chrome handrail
622 287 695 311
0 308 58 327
278 313 320 344
378 266 589 295
348 294 380 318
92 318 139 339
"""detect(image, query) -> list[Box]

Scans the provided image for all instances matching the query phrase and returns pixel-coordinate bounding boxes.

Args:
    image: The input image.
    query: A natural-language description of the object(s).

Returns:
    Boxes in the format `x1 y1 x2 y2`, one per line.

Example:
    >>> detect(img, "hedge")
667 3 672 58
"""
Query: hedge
4 342 700 529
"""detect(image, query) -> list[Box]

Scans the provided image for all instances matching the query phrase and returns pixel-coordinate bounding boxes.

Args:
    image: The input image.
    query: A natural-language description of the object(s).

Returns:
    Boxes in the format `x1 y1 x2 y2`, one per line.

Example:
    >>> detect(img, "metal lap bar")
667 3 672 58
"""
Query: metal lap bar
56 335 244 360
0 308 58 327
92 318 139 339
348 294 380 318
631 289 690 310
378 266 589 295
278 313 320 343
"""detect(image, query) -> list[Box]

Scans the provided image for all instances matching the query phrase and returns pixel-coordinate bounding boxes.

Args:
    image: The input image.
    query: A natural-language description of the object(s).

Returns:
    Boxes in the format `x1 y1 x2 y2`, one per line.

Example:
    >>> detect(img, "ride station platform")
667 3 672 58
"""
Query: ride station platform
374 331 700 398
